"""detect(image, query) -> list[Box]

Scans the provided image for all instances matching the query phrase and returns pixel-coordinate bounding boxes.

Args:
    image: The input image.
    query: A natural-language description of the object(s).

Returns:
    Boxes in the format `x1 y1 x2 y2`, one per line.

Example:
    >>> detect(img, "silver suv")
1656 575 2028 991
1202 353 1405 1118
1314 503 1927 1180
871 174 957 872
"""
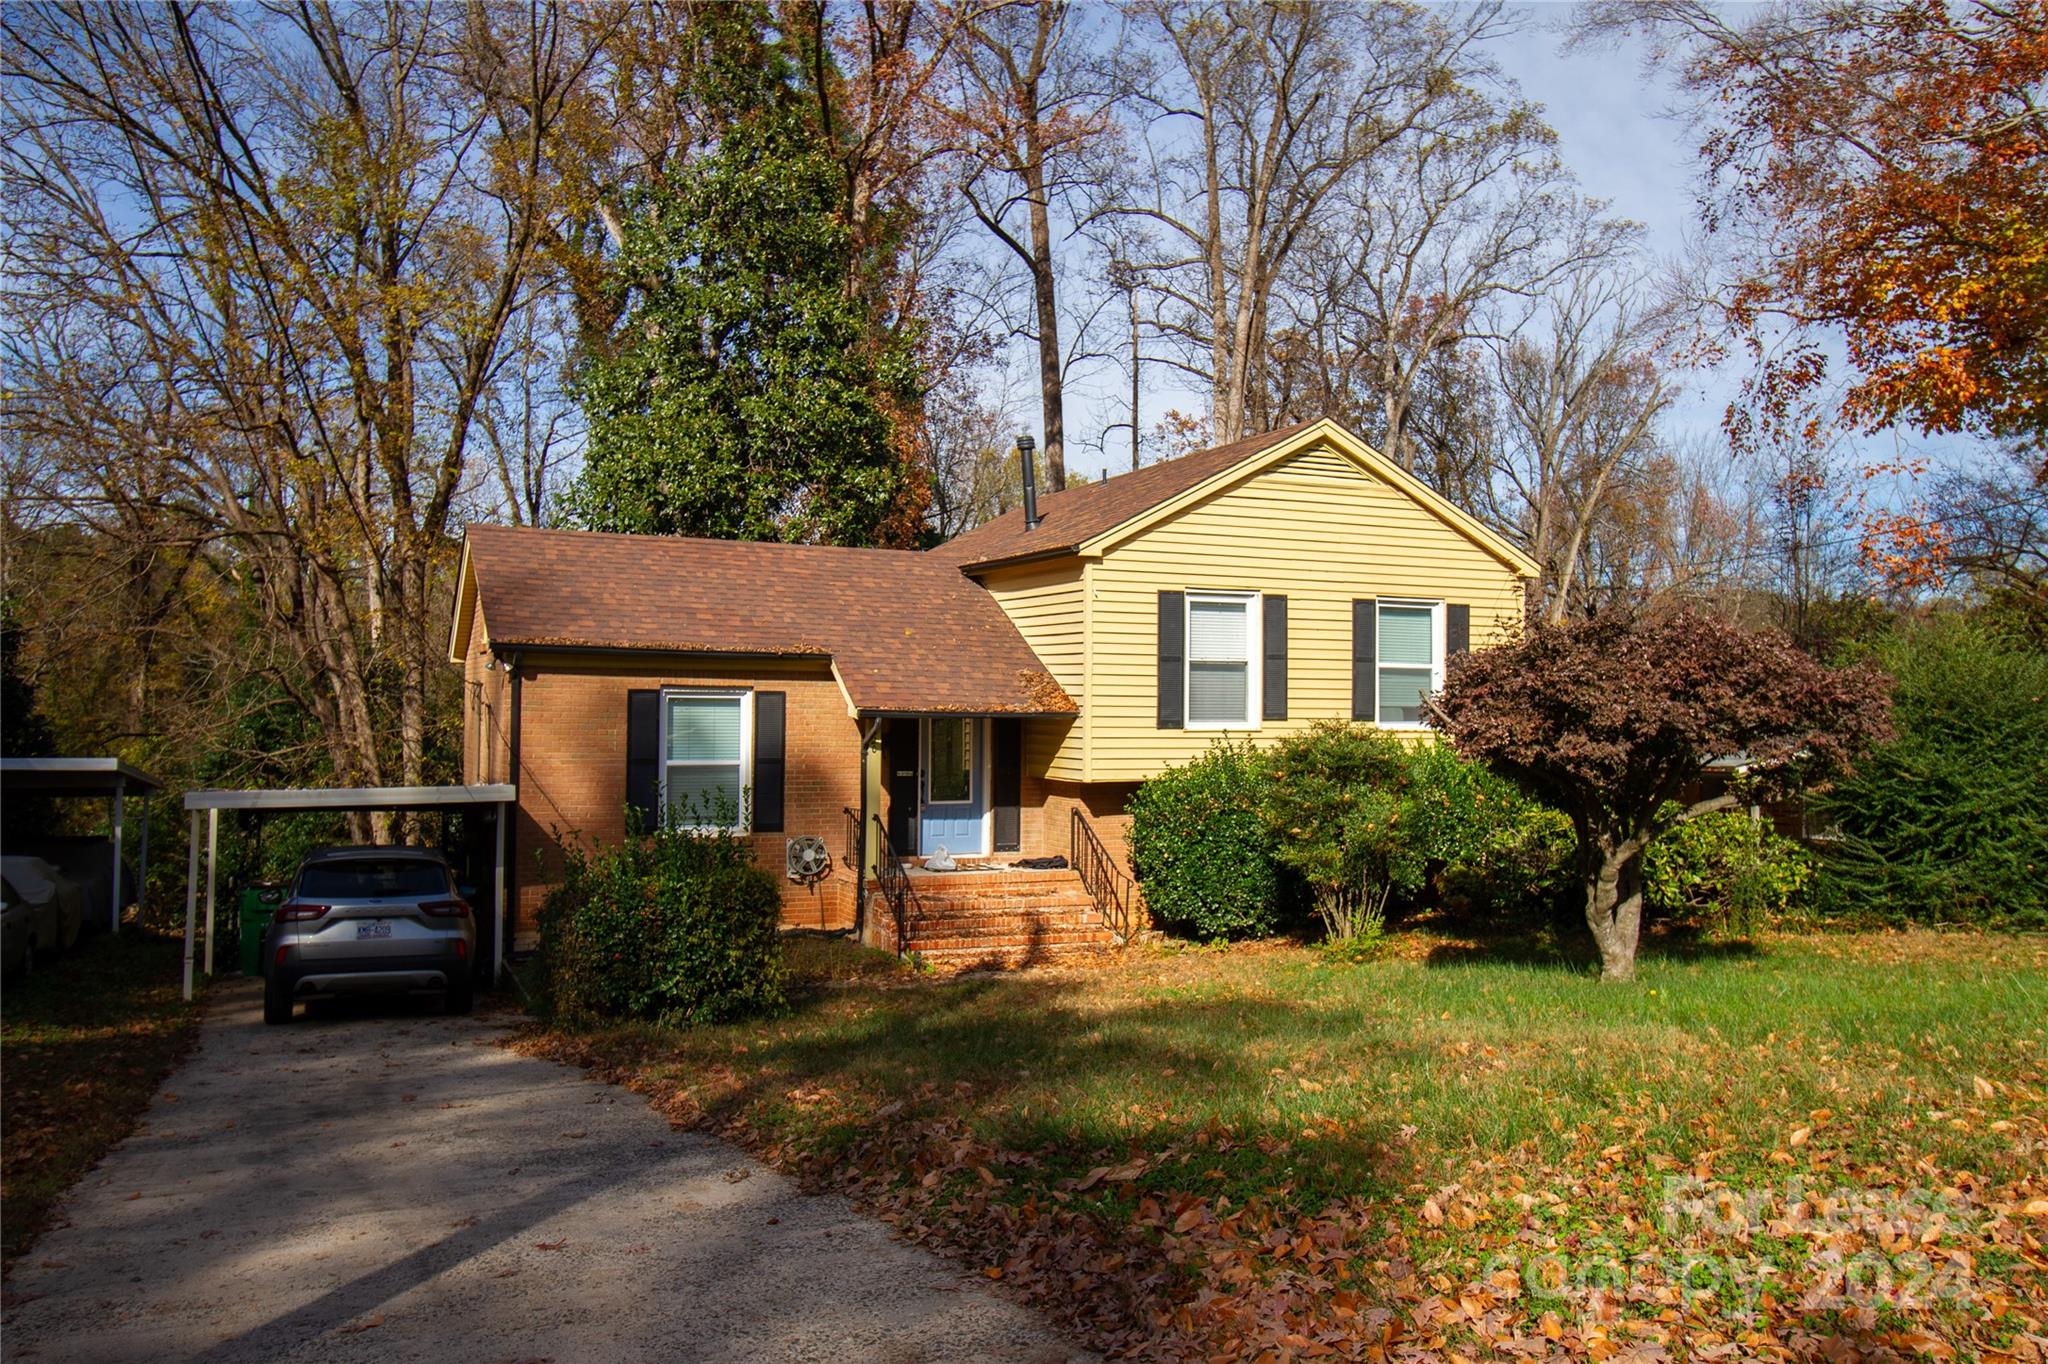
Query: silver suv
264 847 476 1024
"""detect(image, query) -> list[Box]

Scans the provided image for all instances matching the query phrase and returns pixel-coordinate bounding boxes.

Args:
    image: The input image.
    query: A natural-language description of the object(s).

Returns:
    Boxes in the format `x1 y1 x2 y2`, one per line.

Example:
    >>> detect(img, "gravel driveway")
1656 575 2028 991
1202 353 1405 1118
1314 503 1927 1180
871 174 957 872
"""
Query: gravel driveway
2 981 1089 1363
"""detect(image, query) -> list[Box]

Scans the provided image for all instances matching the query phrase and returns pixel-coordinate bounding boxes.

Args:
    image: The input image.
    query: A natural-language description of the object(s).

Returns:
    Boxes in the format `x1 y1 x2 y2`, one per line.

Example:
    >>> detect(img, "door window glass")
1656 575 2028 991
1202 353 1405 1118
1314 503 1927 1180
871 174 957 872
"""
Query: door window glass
928 718 972 803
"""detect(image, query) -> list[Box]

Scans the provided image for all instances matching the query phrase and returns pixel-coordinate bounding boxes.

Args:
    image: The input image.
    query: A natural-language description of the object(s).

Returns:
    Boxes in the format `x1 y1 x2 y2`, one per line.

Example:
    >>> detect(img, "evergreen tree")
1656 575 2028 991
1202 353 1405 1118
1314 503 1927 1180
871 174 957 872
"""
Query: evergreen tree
566 24 922 546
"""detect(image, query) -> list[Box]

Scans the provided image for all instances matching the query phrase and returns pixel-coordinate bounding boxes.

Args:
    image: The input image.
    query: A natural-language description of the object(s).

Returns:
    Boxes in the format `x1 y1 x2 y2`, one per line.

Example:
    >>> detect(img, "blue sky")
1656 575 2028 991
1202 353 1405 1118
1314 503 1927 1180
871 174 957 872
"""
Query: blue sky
1485 9 1755 453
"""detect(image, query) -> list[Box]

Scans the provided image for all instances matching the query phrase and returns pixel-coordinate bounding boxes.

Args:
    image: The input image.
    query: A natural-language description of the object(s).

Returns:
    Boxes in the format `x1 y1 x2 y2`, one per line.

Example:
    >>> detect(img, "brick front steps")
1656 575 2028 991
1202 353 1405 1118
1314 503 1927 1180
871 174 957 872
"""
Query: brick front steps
871 866 1118 968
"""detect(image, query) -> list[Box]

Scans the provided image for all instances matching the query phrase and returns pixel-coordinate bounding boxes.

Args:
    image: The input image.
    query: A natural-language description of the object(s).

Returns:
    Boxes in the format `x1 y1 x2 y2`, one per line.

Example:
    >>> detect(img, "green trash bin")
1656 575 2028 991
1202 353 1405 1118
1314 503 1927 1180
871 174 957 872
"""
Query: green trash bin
238 884 286 977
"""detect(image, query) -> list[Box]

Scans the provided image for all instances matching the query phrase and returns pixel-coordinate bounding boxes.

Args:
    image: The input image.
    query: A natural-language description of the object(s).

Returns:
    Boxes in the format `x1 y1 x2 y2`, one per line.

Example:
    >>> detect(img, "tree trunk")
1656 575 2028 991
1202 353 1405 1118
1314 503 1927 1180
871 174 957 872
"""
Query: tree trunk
1023 154 1066 491
1582 848 1642 982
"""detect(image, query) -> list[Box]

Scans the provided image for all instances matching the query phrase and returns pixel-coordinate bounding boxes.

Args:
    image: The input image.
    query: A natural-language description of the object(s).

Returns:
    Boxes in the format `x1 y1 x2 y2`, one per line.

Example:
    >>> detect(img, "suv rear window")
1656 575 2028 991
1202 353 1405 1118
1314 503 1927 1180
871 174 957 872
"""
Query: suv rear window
296 859 449 900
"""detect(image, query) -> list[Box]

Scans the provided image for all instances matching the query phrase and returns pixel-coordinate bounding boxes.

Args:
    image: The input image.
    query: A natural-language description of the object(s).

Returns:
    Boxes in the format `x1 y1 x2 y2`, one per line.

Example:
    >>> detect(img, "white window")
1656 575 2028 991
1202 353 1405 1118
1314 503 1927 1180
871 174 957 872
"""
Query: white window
1377 601 1442 728
1186 591 1261 728
662 689 752 831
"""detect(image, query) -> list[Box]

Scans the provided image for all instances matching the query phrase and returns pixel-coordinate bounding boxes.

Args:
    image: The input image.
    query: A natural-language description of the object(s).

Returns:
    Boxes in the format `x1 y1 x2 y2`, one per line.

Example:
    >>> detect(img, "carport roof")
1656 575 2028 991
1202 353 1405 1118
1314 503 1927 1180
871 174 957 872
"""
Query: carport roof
0 756 161 794
182 783 515 812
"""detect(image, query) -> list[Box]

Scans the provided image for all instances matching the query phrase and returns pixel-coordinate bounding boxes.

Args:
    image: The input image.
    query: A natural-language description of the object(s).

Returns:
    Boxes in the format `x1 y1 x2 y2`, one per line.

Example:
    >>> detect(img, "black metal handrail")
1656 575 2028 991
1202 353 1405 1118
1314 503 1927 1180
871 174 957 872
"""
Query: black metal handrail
841 806 863 872
1070 808 1140 943
871 813 913 955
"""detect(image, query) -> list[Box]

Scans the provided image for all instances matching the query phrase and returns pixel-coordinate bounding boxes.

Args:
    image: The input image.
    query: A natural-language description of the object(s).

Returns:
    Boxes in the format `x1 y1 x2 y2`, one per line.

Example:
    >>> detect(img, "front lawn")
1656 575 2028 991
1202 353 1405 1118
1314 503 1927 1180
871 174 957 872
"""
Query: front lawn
2 932 203 1273
527 930 2048 1361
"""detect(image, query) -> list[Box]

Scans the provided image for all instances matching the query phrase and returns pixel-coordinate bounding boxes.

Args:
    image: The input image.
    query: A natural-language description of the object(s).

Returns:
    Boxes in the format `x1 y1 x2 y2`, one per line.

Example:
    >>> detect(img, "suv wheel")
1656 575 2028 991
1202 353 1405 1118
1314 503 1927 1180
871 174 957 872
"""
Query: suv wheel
263 970 295 1025
445 973 474 1016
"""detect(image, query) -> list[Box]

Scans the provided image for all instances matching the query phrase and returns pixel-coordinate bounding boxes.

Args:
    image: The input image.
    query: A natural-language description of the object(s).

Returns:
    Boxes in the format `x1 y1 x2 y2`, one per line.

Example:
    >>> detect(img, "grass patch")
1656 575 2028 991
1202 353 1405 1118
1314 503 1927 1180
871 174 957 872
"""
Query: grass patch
779 933 911 986
2 932 203 1273
525 928 2048 1359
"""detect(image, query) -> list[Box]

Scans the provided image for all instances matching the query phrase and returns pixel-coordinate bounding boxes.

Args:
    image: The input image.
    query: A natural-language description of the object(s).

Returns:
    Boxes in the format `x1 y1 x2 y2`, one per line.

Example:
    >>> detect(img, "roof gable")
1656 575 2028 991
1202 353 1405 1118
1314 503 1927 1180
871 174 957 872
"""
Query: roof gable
925 421 1316 571
448 525 1076 716
931 418 1537 578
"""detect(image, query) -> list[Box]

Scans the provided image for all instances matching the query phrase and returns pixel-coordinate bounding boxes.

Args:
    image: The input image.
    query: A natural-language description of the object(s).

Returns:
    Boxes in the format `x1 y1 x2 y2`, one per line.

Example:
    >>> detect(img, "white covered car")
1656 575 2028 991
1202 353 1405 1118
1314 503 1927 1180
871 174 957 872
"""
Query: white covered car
0 855 87 976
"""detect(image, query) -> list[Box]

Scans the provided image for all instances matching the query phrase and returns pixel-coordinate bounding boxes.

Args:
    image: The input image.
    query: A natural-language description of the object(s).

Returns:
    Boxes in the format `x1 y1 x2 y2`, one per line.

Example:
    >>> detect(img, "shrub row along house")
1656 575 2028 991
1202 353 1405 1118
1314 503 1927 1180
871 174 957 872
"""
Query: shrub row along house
449 419 1537 964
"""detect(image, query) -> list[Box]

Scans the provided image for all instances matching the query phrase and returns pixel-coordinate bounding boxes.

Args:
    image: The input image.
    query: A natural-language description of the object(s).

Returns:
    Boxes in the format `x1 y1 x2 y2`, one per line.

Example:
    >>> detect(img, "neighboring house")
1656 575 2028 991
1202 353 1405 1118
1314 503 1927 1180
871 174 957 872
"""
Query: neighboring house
449 418 1537 963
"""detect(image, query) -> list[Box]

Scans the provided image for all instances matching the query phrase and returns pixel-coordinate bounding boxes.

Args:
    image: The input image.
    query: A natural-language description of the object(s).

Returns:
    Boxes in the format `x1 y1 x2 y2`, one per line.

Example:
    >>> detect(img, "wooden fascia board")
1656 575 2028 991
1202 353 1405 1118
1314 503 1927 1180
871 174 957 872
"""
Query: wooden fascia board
446 539 477 664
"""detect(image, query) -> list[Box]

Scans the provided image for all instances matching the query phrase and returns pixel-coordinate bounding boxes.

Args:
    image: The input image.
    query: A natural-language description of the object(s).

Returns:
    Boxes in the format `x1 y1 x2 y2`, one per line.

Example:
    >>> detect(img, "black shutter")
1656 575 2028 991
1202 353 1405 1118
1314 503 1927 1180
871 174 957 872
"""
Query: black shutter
625 689 661 833
1447 603 1471 658
753 691 786 833
1351 599 1377 722
1156 590 1185 729
1262 594 1288 720
992 718 1022 852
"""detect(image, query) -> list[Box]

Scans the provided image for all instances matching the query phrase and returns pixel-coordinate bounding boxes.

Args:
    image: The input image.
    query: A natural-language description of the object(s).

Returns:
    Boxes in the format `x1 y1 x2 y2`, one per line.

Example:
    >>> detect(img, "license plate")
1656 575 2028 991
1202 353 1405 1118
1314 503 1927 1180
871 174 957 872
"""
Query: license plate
356 921 392 940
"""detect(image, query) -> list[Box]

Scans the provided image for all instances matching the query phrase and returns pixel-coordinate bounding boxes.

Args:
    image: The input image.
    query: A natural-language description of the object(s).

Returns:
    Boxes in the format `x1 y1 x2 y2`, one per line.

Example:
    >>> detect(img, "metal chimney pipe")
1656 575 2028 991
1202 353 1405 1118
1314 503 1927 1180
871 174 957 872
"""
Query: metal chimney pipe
1017 433 1042 530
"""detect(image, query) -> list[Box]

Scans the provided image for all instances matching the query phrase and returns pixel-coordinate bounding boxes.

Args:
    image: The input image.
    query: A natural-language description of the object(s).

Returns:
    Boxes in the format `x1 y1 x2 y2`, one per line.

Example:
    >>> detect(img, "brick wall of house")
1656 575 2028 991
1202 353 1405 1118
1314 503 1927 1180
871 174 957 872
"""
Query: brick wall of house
460 594 512 785
459 631 1164 950
1035 777 1145 924
489 654 863 946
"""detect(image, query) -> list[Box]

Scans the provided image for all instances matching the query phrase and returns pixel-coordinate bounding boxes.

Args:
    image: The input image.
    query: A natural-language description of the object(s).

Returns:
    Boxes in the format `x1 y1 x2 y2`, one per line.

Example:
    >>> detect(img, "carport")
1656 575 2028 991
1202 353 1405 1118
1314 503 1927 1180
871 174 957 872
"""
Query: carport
0 756 162 933
179 784 515 1001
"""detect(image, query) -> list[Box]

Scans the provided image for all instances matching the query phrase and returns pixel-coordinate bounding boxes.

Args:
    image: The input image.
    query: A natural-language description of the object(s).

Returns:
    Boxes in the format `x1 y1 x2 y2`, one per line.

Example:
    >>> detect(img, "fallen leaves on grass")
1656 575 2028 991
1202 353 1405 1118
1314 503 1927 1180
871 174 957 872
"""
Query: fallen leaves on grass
512 938 2048 1363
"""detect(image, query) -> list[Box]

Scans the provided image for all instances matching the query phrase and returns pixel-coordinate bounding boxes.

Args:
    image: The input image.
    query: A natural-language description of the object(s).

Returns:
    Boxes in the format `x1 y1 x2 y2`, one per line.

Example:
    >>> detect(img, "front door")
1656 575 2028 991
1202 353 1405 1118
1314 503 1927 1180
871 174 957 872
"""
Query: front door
883 721 919 856
919 716 987 857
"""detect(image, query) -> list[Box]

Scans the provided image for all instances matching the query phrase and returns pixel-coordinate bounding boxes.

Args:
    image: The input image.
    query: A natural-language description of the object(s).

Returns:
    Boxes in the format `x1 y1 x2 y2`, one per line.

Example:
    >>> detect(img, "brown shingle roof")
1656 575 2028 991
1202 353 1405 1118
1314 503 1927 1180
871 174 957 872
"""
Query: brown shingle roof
927 420 1319 570
460 525 1076 715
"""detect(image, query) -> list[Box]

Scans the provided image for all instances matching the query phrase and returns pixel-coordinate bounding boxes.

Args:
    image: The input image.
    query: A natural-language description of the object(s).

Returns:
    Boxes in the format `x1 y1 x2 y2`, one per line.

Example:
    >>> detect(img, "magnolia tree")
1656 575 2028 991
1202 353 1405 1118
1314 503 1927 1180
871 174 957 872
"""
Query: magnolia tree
1430 607 1892 981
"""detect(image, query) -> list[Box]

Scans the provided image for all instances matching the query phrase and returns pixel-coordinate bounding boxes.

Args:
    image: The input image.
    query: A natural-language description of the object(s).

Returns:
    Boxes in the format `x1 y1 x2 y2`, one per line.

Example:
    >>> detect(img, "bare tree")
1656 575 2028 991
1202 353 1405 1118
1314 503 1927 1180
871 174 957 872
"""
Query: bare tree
1488 263 1676 623
938 1 1133 490
1 1 598 821
1123 0 1514 445
1272 125 1632 476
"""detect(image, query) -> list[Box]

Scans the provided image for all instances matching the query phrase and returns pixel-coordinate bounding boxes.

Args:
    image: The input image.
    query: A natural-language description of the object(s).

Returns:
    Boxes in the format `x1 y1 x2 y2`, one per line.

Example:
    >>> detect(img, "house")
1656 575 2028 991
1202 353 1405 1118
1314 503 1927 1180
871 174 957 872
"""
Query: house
448 418 1537 963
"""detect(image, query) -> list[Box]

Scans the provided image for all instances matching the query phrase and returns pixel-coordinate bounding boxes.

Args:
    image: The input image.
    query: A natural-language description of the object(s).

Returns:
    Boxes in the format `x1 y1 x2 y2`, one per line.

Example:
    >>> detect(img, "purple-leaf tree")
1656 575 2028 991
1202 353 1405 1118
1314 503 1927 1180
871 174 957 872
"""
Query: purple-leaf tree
1429 607 1893 982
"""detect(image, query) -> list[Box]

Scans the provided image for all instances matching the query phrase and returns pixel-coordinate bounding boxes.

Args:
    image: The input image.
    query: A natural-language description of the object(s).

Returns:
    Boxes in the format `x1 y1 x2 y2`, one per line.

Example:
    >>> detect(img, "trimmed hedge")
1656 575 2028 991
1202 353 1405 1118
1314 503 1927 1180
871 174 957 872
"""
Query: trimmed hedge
1126 728 1575 943
1126 739 1282 940
535 822 786 1027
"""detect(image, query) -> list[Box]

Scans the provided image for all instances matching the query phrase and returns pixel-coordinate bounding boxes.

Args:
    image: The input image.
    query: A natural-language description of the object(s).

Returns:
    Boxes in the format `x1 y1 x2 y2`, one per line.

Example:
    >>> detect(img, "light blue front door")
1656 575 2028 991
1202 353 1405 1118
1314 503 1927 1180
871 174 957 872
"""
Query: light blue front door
919 717 987 856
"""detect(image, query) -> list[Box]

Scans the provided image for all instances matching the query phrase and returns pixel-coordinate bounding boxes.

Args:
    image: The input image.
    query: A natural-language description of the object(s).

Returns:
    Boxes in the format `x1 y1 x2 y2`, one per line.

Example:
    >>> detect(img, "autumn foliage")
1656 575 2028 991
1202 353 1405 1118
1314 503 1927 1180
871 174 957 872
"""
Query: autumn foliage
1638 0 2048 464
1430 607 1893 981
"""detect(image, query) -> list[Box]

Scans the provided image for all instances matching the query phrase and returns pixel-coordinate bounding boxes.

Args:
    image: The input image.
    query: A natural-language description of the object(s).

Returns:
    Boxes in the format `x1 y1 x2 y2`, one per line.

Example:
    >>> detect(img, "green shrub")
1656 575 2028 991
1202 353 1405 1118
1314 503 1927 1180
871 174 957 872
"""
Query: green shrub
1643 808 1812 937
1405 740 1575 916
1127 738 1281 939
1131 729 1579 944
1812 618 2048 927
1263 722 1423 945
535 821 786 1027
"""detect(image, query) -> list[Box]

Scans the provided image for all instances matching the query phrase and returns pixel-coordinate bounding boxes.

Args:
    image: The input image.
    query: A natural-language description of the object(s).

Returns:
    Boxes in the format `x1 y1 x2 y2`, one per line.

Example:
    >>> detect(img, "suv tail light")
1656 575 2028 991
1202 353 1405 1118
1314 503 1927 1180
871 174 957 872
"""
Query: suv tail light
419 899 470 919
275 902 330 922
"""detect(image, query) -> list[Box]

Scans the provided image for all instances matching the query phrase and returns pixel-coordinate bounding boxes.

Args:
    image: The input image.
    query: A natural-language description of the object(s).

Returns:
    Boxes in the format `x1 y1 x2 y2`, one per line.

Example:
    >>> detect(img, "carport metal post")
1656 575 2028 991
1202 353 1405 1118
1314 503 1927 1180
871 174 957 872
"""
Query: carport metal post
183 809 201 1000
109 779 125 932
204 807 219 976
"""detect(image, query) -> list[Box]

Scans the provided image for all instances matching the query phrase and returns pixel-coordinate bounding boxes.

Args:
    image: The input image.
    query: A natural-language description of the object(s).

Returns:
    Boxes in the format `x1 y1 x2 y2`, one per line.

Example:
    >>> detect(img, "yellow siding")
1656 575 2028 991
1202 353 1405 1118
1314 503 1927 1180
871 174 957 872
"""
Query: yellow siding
1083 442 1525 779
976 561 1087 779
